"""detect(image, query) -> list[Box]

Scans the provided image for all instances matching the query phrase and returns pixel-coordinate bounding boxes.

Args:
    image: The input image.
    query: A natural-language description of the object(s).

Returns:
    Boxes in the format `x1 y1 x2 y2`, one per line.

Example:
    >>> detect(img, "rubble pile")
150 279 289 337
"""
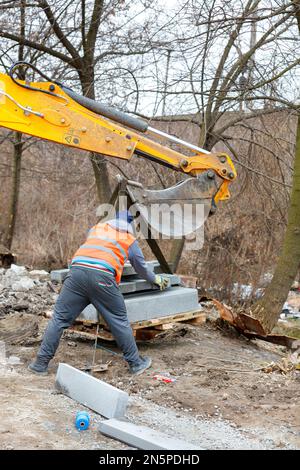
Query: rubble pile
0 264 57 317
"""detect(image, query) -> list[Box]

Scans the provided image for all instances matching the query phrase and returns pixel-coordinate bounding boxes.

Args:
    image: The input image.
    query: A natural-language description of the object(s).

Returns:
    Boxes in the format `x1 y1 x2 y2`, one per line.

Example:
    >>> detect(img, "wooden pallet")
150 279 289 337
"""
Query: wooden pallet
68 309 206 342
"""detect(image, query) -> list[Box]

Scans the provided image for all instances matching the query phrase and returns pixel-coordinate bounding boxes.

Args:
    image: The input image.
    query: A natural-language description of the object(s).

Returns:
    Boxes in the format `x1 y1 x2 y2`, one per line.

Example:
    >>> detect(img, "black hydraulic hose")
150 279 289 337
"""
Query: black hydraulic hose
61 86 149 133
9 61 63 97
9 61 149 133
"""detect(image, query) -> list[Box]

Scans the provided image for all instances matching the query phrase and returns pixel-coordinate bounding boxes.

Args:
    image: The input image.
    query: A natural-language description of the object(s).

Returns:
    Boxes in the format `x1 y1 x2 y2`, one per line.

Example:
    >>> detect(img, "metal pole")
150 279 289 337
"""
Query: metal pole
91 323 100 375
147 126 210 155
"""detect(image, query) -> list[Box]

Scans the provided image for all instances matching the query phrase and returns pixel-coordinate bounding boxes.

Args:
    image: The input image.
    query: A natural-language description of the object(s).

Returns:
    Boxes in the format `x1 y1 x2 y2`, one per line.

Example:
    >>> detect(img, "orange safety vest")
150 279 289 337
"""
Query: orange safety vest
72 222 136 284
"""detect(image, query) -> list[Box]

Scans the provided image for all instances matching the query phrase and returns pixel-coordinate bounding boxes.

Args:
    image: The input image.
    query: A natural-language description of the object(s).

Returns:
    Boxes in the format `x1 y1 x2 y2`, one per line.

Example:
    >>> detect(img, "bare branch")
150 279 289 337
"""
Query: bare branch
0 30 75 65
85 0 104 55
37 0 81 65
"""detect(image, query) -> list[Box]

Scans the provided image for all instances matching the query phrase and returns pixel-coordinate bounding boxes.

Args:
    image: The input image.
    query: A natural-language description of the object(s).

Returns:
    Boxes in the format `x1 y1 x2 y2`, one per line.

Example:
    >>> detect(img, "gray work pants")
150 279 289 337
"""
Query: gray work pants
37 266 141 366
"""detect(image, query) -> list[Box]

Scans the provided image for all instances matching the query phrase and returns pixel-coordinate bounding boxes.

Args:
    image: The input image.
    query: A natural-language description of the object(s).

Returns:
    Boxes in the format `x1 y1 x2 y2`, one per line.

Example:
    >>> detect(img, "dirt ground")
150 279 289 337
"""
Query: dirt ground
0 310 299 450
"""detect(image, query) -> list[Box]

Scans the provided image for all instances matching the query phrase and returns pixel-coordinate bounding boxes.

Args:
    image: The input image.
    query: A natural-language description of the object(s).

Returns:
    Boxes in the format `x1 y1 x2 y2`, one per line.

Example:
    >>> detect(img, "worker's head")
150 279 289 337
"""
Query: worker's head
116 210 134 224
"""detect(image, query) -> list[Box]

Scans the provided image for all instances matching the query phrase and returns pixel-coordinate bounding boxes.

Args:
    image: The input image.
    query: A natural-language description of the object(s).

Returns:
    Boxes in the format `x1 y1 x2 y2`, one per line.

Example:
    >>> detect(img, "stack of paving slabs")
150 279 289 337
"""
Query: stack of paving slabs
51 261 200 323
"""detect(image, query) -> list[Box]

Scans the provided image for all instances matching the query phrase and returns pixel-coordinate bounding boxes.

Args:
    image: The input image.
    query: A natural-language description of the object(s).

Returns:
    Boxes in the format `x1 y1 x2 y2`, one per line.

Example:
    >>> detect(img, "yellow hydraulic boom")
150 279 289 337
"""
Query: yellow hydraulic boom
0 62 236 211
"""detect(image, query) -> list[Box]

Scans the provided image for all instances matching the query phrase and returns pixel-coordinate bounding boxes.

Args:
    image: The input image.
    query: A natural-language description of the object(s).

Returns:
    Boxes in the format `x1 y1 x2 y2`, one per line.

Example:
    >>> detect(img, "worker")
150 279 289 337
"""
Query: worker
28 210 169 376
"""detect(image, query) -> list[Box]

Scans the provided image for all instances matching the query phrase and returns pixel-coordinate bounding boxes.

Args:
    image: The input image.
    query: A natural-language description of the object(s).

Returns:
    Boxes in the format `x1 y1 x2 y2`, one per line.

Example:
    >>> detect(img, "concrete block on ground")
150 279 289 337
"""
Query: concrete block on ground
50 269 69 282
55 363 128 418
79 286 199 323
99 419 202 450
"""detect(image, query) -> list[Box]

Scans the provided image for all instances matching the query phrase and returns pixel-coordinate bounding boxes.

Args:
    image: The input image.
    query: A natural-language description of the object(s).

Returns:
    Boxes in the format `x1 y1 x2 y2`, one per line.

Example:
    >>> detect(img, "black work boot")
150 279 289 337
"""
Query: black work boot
129 356 152 375
28 358 49 376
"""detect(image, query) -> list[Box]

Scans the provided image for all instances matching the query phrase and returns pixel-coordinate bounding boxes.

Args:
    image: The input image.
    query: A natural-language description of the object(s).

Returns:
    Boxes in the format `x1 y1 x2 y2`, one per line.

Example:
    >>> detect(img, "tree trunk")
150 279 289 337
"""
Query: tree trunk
251 116 300 333
80 70 112 204
198 121 207 148
90 153 112 203
5 132 23 250
5 1 25 250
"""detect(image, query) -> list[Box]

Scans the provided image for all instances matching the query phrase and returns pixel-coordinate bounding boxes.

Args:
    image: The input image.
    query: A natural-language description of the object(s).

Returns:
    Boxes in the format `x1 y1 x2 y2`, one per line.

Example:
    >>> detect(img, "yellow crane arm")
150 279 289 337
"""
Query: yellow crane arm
0 63 236 203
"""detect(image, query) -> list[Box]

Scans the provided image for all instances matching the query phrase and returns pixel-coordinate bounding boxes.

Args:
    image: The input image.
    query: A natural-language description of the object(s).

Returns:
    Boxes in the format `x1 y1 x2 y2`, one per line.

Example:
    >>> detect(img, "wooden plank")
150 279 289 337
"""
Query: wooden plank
154 323 175 331
69 310 206 344
74 308 204 330
135 329 161 341
71 309 205 346
131 308 204 330
184 313 206 325
242 331 300 349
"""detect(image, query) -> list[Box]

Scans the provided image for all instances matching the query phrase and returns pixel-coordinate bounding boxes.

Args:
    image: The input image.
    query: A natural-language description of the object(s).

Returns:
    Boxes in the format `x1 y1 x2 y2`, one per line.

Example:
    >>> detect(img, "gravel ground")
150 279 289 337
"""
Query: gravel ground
0 265 299 450
127 396 295 450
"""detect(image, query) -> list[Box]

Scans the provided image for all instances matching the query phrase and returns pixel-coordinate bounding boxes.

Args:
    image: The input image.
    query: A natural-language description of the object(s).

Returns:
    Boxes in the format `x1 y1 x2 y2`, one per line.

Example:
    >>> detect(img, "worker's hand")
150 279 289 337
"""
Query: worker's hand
154 274 169 291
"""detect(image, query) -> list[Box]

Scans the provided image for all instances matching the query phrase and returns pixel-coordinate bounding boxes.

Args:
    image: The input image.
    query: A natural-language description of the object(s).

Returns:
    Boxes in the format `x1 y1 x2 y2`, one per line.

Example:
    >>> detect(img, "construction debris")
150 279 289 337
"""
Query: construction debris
0 264 35 292
261 352 300 375
7 355 22 365
212 298 300 346
153 373 177 383
0 266 56 318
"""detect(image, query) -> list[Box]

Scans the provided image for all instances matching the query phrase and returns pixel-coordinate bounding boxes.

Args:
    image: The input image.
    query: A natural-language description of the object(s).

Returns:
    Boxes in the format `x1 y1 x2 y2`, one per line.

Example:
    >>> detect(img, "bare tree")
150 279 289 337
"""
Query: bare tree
5 0 26 250
0 0 299 288
131 1 299 149
248 0 300 334
127 1 299 271
0 0 157 203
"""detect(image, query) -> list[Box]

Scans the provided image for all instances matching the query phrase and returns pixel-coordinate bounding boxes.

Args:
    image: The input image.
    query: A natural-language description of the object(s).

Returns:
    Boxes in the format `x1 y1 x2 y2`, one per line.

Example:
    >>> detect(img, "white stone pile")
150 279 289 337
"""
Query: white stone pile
0 264 49 292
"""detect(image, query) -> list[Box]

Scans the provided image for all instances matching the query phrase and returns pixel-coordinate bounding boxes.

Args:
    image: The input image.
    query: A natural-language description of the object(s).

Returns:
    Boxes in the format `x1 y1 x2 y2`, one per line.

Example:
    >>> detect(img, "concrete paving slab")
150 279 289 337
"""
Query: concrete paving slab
51 261 162 283
99 418 202 450
79 286 199 322
122 260 159 277
55 363 128 418
120 274 180 294
50 269 69 282
125 287 199 322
